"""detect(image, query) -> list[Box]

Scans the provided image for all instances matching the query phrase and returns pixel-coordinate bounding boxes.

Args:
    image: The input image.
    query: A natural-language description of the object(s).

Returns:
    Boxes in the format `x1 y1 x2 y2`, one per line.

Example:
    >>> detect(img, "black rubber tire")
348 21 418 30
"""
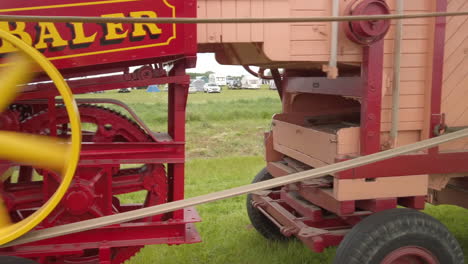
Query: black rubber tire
0 256 39 264
333 208 464 264
246 168 289 241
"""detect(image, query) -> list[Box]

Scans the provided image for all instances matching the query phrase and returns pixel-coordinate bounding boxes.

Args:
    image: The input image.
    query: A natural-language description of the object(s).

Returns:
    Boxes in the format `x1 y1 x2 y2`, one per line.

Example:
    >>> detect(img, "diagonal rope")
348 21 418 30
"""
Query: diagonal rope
4 128 468 247
0 11 467 25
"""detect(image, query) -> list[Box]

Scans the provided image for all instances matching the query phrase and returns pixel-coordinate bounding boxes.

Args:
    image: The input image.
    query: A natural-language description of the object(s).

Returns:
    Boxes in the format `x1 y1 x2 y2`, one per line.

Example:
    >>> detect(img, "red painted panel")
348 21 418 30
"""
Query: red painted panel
0 0 197 70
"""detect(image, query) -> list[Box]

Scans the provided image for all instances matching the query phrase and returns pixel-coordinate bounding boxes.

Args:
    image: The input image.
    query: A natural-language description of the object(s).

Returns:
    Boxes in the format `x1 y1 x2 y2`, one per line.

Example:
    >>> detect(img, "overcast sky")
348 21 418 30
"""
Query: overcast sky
188 53 258 76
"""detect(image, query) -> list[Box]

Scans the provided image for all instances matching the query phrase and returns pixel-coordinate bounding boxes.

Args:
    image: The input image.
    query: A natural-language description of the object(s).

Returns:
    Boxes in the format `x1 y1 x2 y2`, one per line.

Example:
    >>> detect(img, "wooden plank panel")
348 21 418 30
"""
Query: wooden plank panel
380 131 422 146
196 0 207 43
336 127 360 155
263 0 290 61
443 35 468 80
383 54 427 67
251 0 264 42
384 39 429 54
382 95 426 109
400 67 427 81
290 25 328 41
272 120 337 164
236 0 252 42
206 0 222 43
380 122 424 131
385 0 432 11
267 162 296 178
447 0 467 23
334 175 428 201
442 55 468 100
381 109 425 123
273 144 329 168
290 40 329 55
385 81 426 95
443 73 468 125
385 25 430 40
439 137 468 152
445 2 468 40
291 0 328 10
444 18 468 59
221 0 237 43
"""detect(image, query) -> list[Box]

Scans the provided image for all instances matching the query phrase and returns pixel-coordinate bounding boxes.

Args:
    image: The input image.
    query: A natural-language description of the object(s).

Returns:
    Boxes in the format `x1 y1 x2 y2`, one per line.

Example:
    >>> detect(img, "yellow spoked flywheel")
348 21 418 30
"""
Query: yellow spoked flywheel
0 29 81 245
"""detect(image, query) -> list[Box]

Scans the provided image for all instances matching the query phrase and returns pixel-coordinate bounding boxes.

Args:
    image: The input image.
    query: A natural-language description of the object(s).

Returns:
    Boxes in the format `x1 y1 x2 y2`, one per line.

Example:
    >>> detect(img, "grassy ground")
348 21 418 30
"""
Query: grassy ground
76 89 467 263
78 89 281 158
125 156 468 264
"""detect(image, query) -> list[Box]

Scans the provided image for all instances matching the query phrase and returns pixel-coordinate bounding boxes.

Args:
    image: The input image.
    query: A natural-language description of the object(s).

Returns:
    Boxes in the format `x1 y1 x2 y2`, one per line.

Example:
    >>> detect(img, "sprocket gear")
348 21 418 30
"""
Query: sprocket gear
2 104 167 264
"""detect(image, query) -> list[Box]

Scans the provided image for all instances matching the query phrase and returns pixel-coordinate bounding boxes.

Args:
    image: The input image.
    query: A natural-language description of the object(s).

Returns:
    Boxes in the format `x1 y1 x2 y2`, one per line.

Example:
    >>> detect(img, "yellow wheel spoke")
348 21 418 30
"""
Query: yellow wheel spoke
0 29 80 245
0 168 14 182
0 131 69 173
0 53 36 112
0 198 11 228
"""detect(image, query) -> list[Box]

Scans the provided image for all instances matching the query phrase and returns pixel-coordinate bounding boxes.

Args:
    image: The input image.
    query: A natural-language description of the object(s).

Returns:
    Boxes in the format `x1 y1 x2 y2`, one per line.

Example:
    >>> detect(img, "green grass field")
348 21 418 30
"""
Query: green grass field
77 89 468 264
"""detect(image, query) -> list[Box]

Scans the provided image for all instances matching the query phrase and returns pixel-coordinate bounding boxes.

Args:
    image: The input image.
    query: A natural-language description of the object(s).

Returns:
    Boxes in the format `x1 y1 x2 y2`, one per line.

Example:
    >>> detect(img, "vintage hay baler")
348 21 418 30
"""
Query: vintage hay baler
0 0 199 263
198 0 467 263
0 0 466 263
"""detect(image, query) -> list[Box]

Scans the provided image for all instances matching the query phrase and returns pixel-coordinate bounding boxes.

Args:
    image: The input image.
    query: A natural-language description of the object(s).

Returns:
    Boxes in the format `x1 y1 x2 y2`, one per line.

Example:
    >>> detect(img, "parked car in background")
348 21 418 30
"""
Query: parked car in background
241 76 262 89
191 79 206 92
209 74 227 86
227 76 242 89
189 85 198 94
203 83 221 93
118 88 131 93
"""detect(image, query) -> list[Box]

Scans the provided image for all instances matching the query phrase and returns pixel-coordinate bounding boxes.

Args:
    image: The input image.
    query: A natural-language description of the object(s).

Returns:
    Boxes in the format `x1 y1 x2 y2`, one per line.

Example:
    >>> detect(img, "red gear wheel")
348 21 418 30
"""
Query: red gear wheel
1 104 167 264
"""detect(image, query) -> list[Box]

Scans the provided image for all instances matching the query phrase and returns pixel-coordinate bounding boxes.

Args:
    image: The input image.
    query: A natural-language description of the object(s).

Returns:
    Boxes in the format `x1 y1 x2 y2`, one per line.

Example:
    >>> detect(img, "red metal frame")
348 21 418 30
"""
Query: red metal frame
1 59 199 262
337 0 451 180
0 0 197 70
0 208 200 259
252 189 367 252
254 0 457 254
0 0 199 262
360 41 384 155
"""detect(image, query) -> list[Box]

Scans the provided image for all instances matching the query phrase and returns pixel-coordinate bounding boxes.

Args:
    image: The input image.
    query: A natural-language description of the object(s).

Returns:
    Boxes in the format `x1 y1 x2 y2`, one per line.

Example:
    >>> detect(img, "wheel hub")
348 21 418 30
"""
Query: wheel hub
344 0 391 45
382 246 440 264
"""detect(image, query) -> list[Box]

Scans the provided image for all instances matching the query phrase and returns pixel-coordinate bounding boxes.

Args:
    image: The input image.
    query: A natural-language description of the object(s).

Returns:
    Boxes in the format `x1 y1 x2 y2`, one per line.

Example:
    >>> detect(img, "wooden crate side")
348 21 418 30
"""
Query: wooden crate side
272 120 338 164
336 127 360 157
333 175 428 201
273 119 360 164
273 143 329 169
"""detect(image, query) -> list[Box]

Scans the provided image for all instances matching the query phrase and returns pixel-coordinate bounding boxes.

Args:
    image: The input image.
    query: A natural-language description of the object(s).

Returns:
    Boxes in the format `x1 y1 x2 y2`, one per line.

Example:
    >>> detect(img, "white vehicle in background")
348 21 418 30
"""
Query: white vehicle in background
118 88 132 93
189 85 198 93
241 76 262 89
226 76 242 89
204 83 221 93
209 74 227 86
191 79 206 92
226 76 234 86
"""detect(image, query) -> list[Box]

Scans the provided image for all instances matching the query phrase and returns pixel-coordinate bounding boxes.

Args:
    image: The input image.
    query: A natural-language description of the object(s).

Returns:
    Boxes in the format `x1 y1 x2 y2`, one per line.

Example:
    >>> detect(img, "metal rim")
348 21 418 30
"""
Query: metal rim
0 29 81 245
382 246 440 264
